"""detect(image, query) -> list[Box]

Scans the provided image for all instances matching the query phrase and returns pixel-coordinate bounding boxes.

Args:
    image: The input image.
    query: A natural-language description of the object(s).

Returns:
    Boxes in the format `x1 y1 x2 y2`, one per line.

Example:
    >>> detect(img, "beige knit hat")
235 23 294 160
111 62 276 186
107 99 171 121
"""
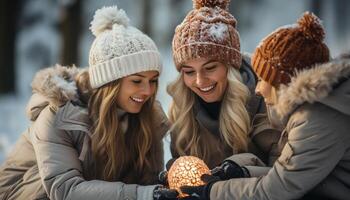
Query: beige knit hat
172 0 241 71
252 12 330 87
88 6 162 89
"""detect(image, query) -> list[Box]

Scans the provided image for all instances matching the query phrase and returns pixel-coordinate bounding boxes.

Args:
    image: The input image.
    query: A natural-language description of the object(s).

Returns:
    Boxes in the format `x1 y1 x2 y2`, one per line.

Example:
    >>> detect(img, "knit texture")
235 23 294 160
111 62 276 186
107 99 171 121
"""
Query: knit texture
172 0 241 71
88 6 162 88
252 12 330 87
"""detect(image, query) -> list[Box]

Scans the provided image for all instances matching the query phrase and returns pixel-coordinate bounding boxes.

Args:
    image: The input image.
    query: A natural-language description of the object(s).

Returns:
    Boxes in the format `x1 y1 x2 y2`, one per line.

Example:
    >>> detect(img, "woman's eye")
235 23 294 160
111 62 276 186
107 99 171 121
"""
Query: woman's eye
184 71 195 75
132 80 142 84
205 65 217 71
150 79 158 84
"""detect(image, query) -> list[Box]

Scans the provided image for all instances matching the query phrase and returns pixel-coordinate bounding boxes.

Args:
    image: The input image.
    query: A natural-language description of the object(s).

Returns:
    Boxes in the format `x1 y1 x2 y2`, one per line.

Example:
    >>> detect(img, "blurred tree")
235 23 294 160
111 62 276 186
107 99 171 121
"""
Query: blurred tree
310 0 323 17
0 0 20 94
60 0 82 66
229 0 261 31
141 0 152 35
167 0 183 43
334 0 350 37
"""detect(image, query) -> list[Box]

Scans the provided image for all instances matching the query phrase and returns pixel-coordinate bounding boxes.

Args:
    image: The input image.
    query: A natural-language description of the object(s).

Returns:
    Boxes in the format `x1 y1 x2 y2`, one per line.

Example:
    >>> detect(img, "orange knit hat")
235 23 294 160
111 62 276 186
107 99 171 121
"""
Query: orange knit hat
252 12 330 87
172 0 241 71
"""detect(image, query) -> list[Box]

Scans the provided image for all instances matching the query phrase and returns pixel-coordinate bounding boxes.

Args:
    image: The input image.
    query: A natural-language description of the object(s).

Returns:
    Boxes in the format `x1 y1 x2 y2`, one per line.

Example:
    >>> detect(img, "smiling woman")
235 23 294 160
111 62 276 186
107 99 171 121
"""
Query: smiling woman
117 71 159 113
167 0 281 170
181 59 228 103
0 5 171 200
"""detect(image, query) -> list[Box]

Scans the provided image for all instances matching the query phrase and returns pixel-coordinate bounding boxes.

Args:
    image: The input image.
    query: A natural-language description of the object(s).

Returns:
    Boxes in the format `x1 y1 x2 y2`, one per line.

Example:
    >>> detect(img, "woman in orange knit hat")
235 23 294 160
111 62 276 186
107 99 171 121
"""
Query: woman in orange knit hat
180 12 350 200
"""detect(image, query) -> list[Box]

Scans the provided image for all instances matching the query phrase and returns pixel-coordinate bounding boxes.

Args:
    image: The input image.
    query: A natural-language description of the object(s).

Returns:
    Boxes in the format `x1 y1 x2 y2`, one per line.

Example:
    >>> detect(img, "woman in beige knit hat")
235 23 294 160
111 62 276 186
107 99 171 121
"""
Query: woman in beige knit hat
180 12 350 200
167 0 280 171
0 5 178 200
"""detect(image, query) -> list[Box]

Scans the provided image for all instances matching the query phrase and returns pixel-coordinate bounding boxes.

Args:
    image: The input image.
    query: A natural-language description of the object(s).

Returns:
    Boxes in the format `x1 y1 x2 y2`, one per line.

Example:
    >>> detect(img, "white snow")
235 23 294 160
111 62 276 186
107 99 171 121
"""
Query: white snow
52 75 78 99
0 95 29 162
209 23 228 41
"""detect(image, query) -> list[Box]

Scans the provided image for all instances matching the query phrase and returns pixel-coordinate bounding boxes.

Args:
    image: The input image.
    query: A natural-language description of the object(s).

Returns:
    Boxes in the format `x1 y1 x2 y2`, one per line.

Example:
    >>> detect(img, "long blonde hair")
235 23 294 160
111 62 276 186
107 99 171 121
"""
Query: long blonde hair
167 67 250 161
75 70 162 184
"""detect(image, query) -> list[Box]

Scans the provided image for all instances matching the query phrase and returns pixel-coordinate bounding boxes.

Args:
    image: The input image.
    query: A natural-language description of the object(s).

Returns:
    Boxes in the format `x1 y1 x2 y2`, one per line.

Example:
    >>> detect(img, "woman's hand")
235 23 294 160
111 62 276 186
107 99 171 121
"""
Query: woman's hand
153 186 179 200
158 158 177 185
210 160 250 180
179 174 220 200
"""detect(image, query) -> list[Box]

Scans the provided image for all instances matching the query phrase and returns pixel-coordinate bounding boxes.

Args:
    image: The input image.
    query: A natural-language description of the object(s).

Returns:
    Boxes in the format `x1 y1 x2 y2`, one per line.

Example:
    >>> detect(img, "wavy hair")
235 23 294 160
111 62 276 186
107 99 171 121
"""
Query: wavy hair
75 70 162 184
167 67 250 163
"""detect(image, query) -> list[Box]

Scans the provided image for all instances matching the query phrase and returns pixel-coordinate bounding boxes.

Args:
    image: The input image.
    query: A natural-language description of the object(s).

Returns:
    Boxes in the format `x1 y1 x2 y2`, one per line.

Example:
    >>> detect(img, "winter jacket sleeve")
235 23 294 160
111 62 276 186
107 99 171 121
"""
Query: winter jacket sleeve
223 153 271 177
29 106 157 200
209 103 347 200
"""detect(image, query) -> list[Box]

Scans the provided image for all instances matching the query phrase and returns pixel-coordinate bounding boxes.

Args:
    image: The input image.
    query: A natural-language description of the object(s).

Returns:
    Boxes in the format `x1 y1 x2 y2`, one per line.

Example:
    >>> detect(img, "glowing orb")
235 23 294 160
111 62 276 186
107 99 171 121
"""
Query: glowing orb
167 156 210 197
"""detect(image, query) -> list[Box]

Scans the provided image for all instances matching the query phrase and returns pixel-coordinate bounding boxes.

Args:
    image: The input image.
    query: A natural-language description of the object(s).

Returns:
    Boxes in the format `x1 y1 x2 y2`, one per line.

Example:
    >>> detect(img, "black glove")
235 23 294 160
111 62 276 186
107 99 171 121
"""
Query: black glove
210 160 250 180
158 170 169 186
153 186 179 200
158 158 177 185
165 158 177 170
179 174 220 200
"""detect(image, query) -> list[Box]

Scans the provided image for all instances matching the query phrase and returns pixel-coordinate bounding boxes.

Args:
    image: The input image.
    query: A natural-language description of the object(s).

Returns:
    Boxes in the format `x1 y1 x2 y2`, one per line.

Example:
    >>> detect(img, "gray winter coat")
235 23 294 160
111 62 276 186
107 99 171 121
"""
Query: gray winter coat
210 58 350 200
0 66 169 200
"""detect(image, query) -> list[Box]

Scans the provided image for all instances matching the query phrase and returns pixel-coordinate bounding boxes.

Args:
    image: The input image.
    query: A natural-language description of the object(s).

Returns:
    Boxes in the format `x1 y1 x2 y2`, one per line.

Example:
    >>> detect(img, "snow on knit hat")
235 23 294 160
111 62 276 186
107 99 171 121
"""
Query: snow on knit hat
252 12 330 87
88 6 162 89
172 0 241 71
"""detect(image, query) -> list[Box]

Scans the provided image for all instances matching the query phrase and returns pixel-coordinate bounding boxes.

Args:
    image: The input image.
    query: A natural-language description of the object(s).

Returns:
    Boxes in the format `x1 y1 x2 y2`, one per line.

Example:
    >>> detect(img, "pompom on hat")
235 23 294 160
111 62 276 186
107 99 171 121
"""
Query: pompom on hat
252 12 330 87
172 0 241 71
88 6 162 89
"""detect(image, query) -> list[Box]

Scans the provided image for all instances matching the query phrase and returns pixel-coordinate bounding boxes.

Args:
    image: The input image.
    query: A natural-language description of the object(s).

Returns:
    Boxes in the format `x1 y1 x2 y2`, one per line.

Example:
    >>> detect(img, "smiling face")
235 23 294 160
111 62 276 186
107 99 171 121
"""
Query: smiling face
116 70 159 113
181 58 228 103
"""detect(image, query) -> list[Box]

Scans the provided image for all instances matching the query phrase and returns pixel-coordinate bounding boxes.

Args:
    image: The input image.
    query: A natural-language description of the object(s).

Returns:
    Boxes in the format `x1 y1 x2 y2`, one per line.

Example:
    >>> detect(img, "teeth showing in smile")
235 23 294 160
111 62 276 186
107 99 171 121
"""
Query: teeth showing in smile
199 84 215 92
131 97 144 103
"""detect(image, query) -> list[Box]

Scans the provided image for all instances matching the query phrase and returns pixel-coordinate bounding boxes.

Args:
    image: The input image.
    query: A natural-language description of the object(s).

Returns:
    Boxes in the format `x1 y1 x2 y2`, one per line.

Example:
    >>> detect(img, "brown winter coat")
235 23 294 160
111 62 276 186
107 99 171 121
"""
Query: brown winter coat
0 65 169 200
170 54 281 169
210 58 350 200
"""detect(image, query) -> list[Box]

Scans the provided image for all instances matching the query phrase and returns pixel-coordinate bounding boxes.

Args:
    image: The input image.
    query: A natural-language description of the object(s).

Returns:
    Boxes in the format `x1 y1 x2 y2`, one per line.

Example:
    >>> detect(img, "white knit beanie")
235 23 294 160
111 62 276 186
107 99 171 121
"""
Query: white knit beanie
88 6 162 89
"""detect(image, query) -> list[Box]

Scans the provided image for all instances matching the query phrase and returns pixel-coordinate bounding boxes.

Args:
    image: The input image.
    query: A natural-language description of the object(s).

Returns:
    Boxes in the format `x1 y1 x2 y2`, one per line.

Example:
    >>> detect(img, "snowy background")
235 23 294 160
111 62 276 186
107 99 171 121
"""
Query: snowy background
0 0 349 164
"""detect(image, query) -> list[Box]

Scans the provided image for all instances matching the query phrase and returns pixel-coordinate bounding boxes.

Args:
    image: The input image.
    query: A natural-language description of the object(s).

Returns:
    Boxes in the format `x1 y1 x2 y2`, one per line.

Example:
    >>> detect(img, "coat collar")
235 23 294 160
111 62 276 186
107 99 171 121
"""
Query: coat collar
27 64 81 121
193 97 221 137
275 58 350 118
54 102 91 135
54 102 131 135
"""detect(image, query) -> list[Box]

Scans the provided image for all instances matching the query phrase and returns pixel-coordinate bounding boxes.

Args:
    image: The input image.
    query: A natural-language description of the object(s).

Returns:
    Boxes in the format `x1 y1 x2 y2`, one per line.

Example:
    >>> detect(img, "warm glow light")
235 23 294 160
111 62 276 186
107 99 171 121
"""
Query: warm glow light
168 156 210 197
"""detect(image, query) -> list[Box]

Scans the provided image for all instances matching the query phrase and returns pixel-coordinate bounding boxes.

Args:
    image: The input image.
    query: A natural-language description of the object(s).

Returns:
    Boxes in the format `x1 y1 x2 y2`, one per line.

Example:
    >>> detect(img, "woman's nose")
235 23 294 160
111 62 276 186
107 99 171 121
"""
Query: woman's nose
255 82 262 96
255 88 262 96
141 83 153 96
196 72 206 86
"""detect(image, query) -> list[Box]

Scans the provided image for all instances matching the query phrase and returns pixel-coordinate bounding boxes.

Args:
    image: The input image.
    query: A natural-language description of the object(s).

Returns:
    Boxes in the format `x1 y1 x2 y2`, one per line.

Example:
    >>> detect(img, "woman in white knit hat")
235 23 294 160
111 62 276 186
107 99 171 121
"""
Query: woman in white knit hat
0 5 178 200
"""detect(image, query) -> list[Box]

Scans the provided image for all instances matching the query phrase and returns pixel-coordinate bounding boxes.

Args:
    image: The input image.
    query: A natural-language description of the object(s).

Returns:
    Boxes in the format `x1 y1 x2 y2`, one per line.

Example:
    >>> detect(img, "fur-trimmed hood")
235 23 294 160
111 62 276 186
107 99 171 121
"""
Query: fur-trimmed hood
275 58 350 118
26 65 82 121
